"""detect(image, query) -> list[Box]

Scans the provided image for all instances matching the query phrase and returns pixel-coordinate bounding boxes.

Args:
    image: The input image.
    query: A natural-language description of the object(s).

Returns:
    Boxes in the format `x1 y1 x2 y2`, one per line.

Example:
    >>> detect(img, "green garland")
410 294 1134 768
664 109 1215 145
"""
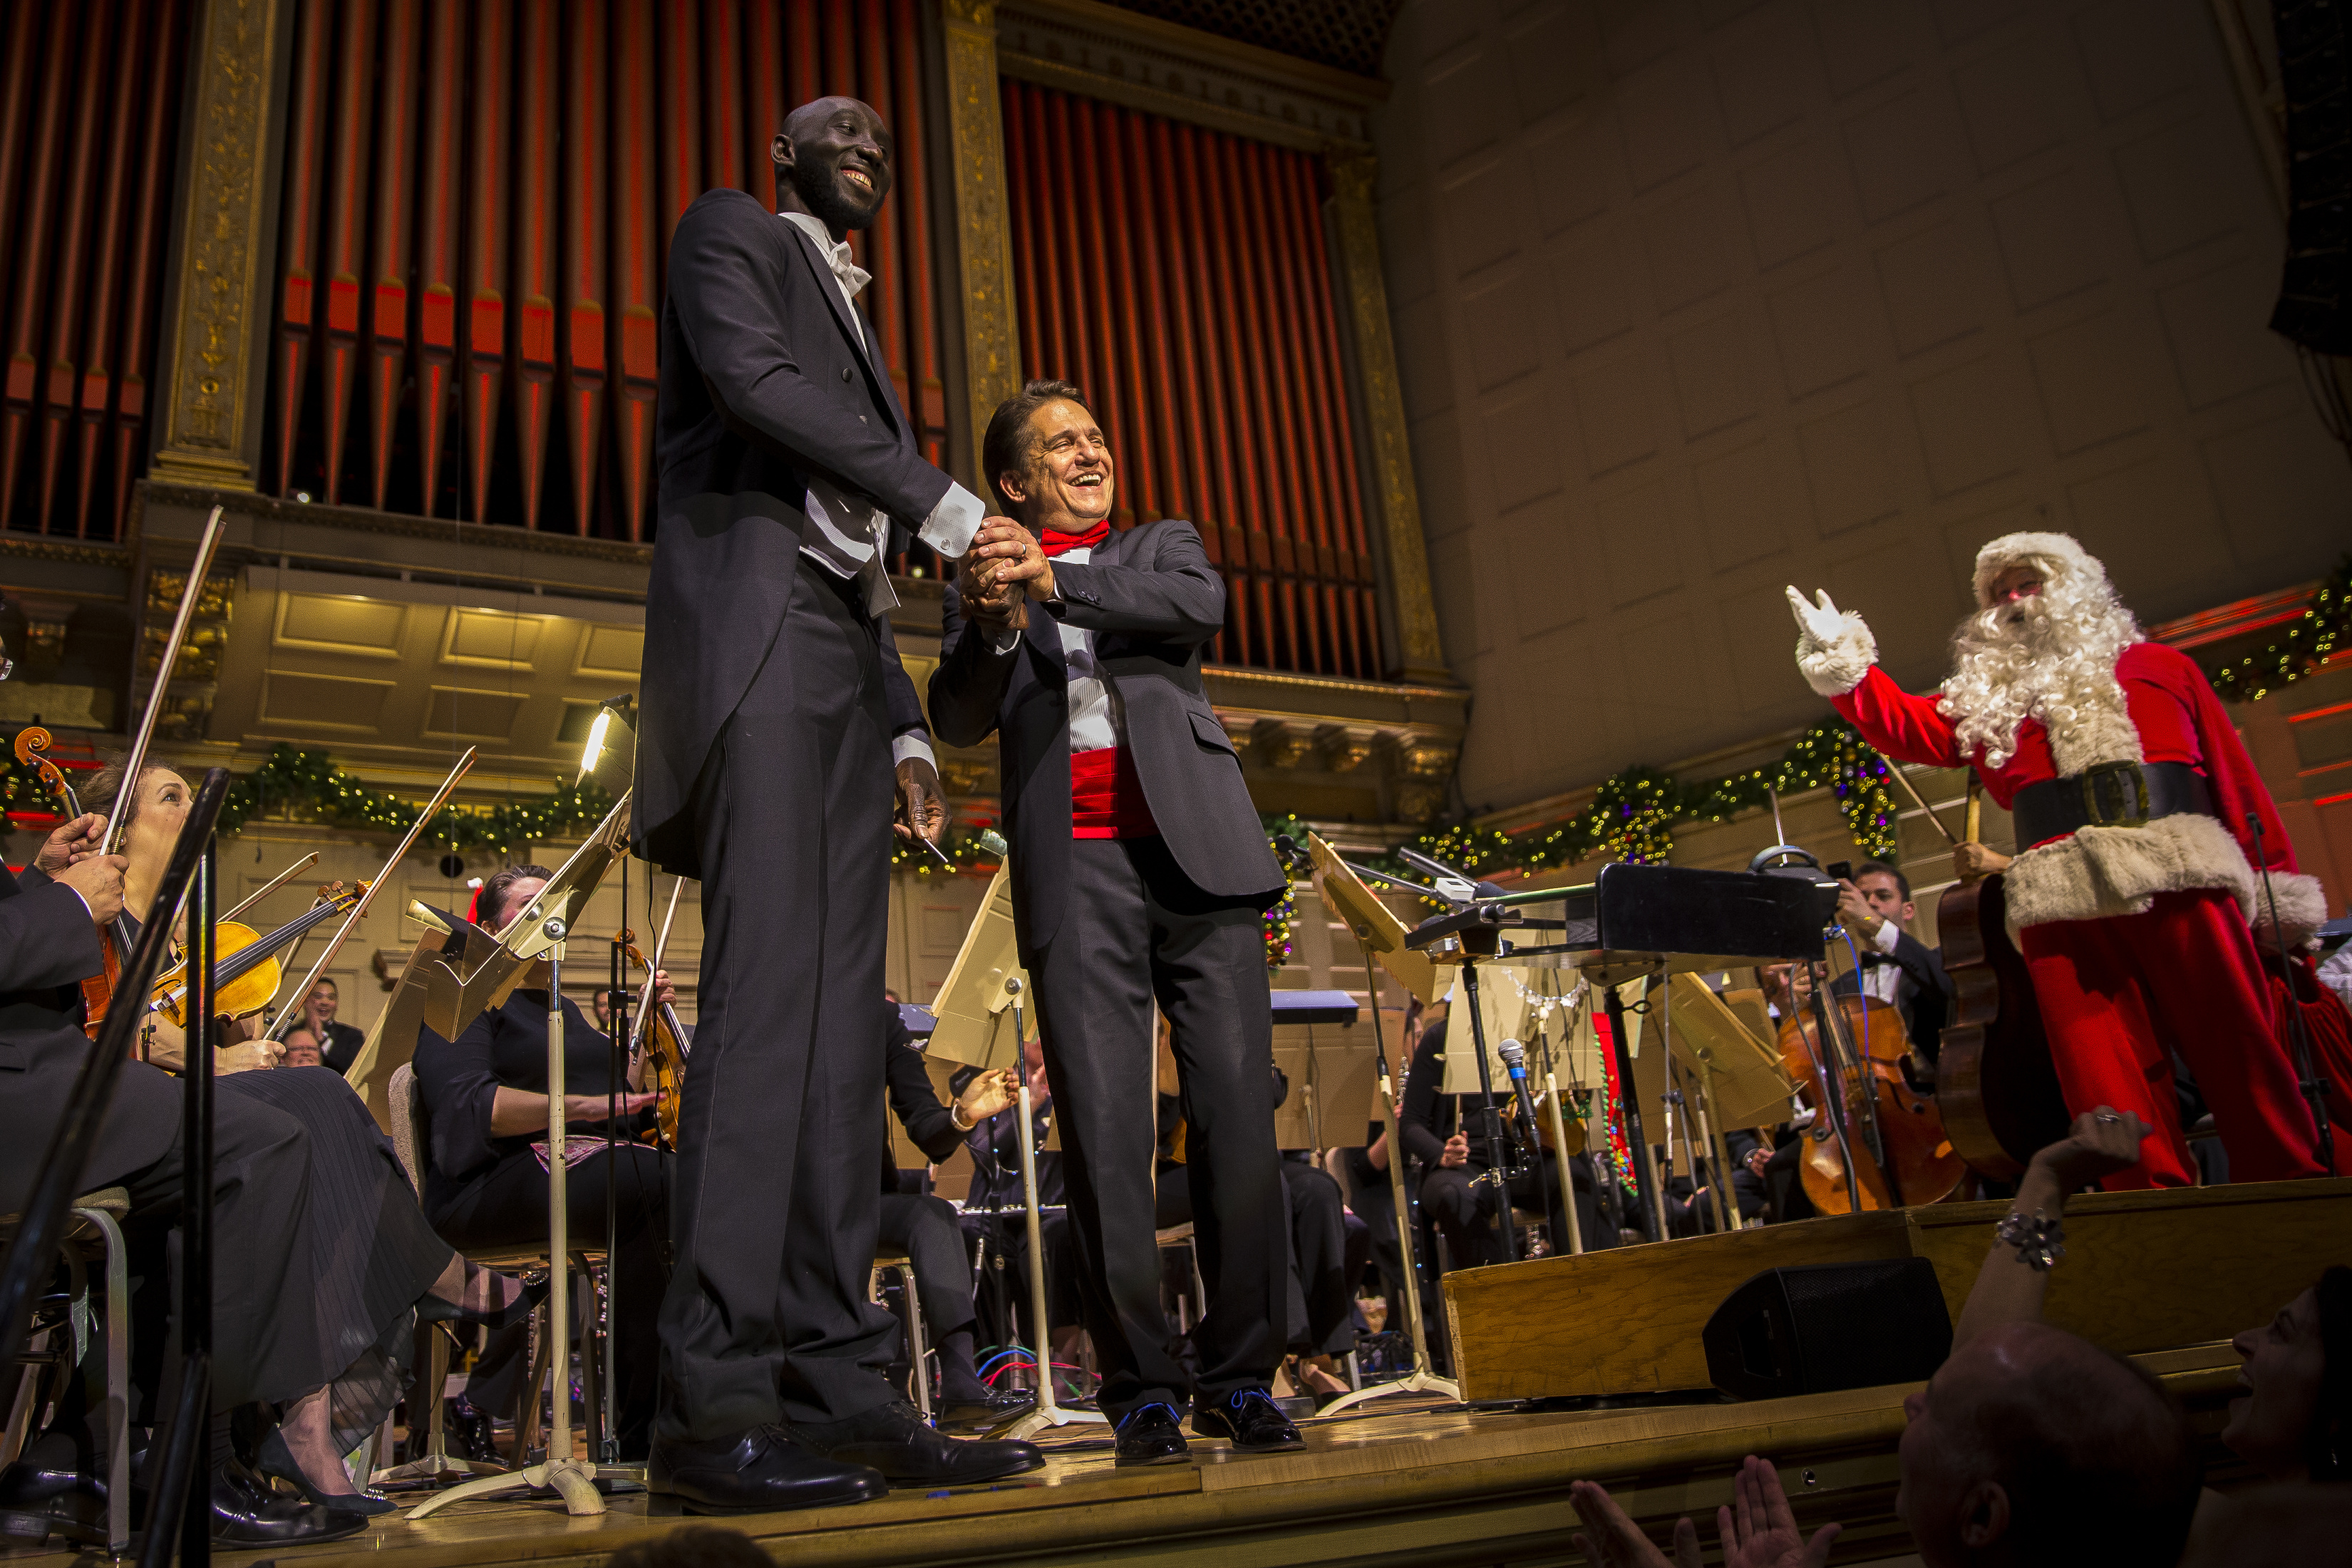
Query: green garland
2202 554 2350 703
1376 718 1899 892
1259 814 1313 970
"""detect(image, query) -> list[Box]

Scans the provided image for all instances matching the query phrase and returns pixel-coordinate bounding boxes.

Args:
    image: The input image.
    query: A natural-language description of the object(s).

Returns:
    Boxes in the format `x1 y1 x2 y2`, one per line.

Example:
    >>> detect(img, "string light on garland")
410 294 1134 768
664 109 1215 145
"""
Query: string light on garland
1259 813 1313 970
2204 554 2350 703
887 826 1001 875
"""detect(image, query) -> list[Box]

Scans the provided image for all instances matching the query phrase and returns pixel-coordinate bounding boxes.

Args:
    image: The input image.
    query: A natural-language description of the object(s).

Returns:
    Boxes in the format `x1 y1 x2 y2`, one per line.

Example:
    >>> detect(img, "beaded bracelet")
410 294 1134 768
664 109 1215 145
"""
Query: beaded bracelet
1994 1207 2065 1272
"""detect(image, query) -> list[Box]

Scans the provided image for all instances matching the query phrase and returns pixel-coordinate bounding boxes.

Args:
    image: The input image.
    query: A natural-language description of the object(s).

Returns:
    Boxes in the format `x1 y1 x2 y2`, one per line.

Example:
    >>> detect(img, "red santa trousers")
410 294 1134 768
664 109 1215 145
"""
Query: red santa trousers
2019 886 2328 1190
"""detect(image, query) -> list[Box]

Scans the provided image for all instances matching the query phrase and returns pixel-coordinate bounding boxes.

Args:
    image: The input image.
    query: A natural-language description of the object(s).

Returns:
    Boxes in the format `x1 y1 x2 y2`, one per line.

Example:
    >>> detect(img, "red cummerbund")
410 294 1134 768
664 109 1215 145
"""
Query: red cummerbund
1070 746 1159 840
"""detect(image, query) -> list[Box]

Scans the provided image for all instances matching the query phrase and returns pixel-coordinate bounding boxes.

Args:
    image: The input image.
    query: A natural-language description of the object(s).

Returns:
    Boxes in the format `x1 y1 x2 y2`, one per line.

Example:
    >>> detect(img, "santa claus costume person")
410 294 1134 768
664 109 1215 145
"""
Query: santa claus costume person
1785 532 2331 1190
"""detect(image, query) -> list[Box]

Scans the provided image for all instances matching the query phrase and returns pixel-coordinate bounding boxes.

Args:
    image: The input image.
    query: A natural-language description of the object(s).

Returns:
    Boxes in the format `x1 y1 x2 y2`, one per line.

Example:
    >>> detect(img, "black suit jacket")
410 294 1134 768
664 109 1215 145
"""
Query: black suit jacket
1832 929 1952 1061
0 865 179 1209
881 1011 962 1192
927 518 1284 947
635 187 944 875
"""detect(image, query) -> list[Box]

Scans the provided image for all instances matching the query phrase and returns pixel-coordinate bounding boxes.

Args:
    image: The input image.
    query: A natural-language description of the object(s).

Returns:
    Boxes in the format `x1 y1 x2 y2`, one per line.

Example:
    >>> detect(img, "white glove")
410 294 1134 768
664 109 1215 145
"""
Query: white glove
1785 585 1877 697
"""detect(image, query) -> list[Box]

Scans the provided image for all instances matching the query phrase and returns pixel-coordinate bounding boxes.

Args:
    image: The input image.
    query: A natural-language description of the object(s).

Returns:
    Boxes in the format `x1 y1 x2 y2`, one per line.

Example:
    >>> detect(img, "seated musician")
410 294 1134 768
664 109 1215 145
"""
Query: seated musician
1750 961 1819 1224
1788 532 2337 1187
875 1002 1032 1424
411 862 674 1460
1828 861 1951 1062
1398 1005 1611 1270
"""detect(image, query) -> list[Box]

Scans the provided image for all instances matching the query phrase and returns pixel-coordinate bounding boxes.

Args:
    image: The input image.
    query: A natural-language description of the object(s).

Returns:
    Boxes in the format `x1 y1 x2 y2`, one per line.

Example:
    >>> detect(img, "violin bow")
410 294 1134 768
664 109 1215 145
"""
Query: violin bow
1882 763 1958 847
101 505 227 859
214 852 321 928
631 875 686 1056
260 748 477 1038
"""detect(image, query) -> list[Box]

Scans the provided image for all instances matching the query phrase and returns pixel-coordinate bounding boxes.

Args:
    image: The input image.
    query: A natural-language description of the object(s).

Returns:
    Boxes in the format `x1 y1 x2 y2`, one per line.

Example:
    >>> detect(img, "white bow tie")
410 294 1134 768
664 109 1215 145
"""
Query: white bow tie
821 239 871 300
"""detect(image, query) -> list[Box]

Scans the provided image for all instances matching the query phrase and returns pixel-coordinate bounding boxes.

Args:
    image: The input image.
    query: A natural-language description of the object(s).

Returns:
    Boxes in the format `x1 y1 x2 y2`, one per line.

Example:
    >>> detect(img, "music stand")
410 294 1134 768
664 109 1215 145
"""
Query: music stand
1306 835 1461 1415
924 866 1103 1439
1272 991 1378 1155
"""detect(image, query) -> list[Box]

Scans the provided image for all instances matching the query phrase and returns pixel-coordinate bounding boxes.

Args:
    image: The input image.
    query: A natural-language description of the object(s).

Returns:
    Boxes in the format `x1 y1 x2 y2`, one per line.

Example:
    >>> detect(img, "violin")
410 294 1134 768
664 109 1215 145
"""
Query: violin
1778 989 1966 1213
12 726 128 1040
619 875 691 1150
1934 778 2070 1178
146 880 363 1028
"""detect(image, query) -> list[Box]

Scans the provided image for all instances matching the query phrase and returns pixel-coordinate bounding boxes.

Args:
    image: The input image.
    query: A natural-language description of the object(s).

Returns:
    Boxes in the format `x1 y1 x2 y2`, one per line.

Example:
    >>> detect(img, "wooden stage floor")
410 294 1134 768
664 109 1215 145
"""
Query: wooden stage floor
1 1342 2244 1568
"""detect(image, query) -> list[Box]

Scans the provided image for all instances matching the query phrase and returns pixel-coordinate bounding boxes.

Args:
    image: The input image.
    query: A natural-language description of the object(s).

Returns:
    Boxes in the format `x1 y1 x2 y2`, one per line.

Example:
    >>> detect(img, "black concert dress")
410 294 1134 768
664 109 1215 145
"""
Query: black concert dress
413 989 670 1457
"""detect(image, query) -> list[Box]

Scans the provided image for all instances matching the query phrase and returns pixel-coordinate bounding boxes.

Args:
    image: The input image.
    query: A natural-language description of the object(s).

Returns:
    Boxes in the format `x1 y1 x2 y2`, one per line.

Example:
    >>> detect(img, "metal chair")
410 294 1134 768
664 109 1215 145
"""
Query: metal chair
870 1253 930 1419
1153 1222 1207 1333
0 1187 131 1555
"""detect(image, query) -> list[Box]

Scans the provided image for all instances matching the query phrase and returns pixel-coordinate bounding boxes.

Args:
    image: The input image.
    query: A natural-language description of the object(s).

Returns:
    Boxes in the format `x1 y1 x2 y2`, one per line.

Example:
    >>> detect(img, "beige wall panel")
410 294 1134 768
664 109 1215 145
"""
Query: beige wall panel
438 607 547 670
1376 0 2349 813
274 593 407 656
257 671 396 733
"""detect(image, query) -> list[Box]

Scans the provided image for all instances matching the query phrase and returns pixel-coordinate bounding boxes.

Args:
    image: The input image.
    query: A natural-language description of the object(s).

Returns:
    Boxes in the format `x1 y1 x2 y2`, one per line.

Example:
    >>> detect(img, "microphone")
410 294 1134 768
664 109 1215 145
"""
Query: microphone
1273 834 1312 877
1497 1038 1542 1155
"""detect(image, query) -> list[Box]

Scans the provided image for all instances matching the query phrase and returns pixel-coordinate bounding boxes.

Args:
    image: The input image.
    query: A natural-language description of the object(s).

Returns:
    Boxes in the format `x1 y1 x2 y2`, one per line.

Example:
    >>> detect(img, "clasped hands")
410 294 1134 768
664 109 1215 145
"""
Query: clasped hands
956 517 1054 634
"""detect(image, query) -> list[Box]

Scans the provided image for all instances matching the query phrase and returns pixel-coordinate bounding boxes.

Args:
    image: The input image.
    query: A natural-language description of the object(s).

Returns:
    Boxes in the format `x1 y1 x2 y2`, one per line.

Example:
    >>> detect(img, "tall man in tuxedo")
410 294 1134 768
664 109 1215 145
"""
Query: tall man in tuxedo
929 380 1299 1466
634 96 1038 1514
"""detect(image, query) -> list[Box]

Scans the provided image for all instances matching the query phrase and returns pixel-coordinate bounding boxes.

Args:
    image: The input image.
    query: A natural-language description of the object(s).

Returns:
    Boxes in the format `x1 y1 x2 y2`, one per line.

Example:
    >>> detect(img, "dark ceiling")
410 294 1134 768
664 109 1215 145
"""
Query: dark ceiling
1103 0 1404 78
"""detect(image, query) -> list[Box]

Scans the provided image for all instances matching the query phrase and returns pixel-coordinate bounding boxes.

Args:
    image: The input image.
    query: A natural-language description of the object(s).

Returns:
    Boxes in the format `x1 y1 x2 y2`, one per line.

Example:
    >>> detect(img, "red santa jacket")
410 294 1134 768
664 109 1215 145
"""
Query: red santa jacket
1834 642 2321 937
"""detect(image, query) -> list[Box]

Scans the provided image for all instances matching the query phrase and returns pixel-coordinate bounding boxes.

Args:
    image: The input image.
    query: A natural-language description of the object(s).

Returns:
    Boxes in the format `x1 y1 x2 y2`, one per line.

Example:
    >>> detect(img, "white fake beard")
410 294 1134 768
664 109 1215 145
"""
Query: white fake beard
1937 579 2141 773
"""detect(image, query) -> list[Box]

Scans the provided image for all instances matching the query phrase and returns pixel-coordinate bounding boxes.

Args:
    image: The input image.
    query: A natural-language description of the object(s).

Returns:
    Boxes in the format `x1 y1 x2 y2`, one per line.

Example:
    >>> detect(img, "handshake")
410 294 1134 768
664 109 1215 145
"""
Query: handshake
956 517 1054 632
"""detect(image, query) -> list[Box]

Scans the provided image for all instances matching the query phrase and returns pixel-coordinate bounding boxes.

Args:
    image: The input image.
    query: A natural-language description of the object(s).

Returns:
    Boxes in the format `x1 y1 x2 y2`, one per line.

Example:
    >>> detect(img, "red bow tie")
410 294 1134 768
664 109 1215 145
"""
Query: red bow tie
1039 521 1110 558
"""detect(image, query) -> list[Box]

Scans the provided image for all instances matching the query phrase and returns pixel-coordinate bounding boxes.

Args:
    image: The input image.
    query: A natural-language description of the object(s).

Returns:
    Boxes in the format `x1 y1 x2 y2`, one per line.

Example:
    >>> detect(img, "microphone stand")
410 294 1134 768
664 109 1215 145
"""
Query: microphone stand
2245 812 2336 1170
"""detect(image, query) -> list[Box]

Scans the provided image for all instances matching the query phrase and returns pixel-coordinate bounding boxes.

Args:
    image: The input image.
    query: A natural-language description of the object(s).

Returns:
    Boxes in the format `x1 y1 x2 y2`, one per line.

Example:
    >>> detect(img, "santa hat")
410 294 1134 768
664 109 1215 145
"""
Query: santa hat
1971 530 2110 608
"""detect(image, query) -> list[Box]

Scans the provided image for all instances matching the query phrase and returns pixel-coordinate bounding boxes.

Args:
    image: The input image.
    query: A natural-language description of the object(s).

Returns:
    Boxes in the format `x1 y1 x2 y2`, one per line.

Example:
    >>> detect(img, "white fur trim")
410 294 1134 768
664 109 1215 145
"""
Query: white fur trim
1795 612 1877 697
2041 683 2144 775
2003 811 2257 934
2251 870 2329 951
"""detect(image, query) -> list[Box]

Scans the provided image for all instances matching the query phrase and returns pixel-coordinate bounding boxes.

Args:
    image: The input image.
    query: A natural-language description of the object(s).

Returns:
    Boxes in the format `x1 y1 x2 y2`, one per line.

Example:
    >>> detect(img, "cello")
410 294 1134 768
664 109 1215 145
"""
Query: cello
1934 778 2071 1178
1778 987 1966 1212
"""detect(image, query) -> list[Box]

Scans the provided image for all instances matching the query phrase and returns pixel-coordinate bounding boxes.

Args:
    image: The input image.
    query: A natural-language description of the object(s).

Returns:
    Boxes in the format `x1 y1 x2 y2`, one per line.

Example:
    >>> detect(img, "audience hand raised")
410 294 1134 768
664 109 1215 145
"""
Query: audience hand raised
2029 1105 2153 1191
1568 1458 1840 1568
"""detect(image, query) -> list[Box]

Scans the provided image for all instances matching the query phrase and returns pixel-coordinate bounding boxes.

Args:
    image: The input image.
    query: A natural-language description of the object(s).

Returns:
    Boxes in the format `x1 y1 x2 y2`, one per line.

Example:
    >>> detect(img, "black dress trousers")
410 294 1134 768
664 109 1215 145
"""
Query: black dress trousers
659 563 900 1440
1026 835 1285 1423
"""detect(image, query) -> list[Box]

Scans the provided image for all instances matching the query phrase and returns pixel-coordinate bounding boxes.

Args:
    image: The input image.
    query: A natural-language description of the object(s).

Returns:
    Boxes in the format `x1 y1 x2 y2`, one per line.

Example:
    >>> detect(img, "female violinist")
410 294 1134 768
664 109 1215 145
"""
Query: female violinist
79 758 542 1516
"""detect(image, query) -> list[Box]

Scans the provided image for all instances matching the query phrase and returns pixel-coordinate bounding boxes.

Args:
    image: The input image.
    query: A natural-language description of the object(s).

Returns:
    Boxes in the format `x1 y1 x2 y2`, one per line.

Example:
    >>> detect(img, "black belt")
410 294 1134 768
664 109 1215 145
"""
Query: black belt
2010 760 2212 847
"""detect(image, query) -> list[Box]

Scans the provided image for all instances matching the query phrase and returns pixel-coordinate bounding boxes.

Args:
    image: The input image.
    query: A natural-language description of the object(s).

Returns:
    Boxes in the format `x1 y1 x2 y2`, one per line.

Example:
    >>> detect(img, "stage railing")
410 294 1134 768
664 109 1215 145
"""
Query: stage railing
0 766 229 1566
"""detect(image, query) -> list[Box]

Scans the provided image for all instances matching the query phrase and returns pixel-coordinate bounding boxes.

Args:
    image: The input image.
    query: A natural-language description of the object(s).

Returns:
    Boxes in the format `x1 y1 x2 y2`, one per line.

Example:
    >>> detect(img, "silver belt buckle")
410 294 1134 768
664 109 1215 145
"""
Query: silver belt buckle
2078 760 2150 827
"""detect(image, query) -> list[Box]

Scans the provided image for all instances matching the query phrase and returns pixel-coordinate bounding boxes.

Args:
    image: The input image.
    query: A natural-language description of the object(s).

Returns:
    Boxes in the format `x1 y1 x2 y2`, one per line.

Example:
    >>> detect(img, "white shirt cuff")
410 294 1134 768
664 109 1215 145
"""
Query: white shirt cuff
892 733 939 771
1872 918 1902 954
918 482 986 559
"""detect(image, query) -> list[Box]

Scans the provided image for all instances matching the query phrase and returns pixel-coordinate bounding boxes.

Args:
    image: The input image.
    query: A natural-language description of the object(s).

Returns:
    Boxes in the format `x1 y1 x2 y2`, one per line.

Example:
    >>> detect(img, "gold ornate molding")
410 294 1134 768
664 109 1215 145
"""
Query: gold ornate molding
1327 153 1451 688
942 0 1023 487
151 0 292 490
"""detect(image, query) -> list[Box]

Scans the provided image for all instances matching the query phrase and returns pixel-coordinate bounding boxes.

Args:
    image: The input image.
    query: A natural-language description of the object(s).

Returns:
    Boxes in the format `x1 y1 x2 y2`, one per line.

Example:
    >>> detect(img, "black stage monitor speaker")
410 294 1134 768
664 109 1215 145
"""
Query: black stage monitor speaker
1702 1259 1951 1401
2271 0 2352 352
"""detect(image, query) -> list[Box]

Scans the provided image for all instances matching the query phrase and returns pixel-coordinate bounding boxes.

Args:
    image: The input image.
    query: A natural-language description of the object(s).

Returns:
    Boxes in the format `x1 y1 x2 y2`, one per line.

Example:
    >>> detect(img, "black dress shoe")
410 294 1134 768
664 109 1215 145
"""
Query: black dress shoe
1190 1388 1304 1453
646 1425 887 1515
0 1462 110 1547
788 1401 1043 1485
210 1459 371 1547
1113 1403 1190 1468
449 1397 501 1464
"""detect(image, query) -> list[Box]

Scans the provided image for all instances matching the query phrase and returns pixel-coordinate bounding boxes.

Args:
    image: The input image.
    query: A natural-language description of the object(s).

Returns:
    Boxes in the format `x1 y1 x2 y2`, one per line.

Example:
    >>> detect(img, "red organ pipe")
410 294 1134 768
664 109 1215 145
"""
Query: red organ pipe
562 1 610 537
890 0 944 451
1003 83 1043 393
38 0 111 532
1 3 71 532
743 1 785 209
657 0 701 244
273 0 331 500
463 0 513 525
413 0 463 519
71 0 147 540
365 0 420 511
615 0 661 542
787 4 818 113
108 1 185 539
319 0 376 509
512 0 558 529
701 0 746 197
822 0 856 98
856 0 903 414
